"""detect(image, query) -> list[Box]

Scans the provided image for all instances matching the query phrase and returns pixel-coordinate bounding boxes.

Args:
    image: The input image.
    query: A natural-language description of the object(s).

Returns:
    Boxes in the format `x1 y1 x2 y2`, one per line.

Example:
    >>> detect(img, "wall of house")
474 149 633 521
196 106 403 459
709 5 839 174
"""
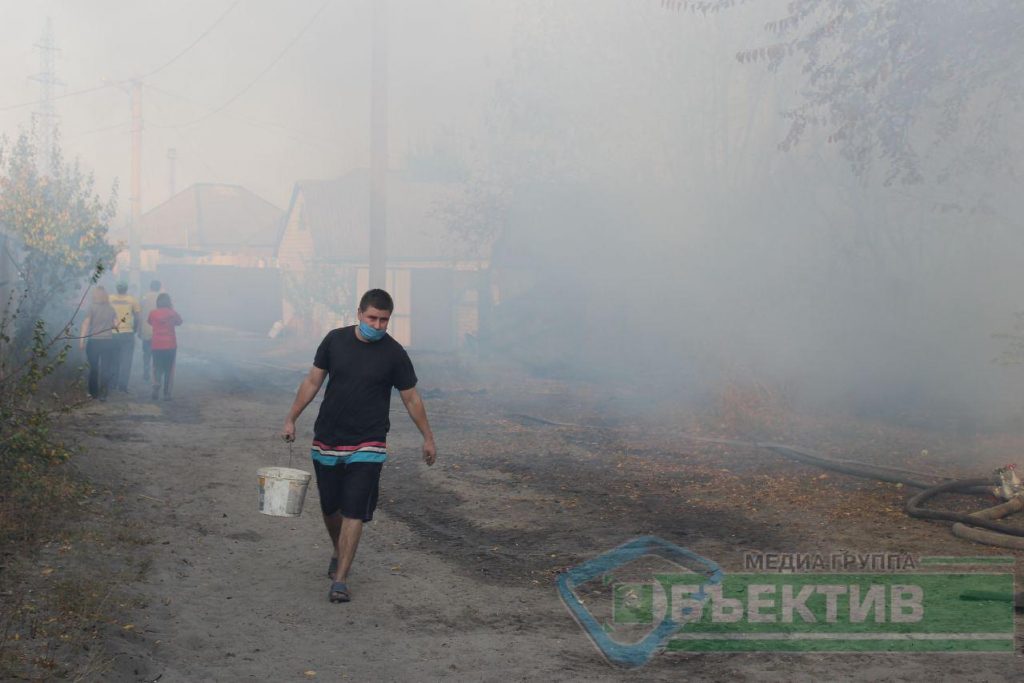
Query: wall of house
456 287 479 347
275 187 489 350
276 193 314 271
278 192 316 329
356 267 411 347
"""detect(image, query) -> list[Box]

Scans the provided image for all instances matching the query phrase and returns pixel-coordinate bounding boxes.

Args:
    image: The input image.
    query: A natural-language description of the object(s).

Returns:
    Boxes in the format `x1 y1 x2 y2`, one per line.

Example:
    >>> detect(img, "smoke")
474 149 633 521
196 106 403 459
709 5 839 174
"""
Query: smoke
467 1 1024 427
2 0 1022 429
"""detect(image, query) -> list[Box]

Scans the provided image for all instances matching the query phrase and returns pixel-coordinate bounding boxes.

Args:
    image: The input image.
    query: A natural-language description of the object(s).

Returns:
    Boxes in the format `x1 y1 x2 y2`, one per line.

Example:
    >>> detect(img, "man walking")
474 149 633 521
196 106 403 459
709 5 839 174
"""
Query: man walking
281 289 436 603
109 281 140 392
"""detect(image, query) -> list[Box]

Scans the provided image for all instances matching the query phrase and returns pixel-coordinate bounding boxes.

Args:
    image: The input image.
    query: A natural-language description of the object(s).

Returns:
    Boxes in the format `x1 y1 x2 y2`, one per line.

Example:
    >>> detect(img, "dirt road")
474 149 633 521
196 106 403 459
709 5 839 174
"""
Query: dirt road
66 330 1024 681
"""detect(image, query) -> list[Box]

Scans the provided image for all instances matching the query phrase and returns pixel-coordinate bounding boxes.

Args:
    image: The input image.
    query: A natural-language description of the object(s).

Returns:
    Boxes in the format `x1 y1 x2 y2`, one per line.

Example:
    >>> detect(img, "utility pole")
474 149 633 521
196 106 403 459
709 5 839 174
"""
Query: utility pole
129 80 143 293
167 147 177 199
30 17 61 175
369 0 388 289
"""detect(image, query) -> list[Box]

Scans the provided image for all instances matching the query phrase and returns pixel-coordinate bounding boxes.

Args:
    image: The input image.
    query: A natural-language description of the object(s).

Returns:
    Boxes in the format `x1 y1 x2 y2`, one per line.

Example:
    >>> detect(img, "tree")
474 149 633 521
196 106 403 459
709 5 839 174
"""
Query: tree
0 130 117 348
666 0 1024 190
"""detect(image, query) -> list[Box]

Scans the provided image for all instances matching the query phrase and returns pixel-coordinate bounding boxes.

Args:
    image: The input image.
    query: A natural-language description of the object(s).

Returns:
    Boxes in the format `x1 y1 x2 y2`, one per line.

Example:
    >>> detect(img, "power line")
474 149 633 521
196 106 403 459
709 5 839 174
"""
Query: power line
166 0 331 129
64 120 130 141
141 0 241 79
145 84 344 149
0 1 240 114
0 83 112 114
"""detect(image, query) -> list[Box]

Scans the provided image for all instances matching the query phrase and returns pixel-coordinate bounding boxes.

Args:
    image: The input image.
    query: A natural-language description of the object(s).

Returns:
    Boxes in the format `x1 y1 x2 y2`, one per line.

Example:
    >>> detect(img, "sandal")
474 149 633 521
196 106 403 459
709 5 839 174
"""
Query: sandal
329 581 351 603
327 556 338 579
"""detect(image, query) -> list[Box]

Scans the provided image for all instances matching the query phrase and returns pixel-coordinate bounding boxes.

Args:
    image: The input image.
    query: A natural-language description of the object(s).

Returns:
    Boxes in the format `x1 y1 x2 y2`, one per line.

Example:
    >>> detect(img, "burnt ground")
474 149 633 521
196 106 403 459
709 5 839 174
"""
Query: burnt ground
41 326 1024 680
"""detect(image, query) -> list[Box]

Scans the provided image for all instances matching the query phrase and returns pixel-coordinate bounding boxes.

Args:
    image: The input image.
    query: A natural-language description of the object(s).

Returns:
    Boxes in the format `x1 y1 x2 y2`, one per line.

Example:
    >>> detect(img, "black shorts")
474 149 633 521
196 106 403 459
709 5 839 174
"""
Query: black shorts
312 460 383 521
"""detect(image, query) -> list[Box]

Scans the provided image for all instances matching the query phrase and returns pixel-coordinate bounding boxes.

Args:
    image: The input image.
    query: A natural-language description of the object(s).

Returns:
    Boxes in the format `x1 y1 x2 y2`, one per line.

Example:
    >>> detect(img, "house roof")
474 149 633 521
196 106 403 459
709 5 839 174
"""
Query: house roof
139 183 284 251
285 170 480 263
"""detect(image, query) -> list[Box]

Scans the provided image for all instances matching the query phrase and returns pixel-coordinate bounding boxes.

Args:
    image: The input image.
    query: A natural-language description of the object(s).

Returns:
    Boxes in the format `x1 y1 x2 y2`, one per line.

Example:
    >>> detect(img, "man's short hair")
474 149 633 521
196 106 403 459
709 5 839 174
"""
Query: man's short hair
116 281 128 294
359 289 394 312
150 279 161 292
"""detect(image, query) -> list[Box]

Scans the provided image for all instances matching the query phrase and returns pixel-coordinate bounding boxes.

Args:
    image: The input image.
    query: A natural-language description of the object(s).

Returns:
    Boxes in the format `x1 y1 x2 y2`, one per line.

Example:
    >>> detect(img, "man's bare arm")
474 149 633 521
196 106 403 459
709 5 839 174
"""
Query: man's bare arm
399 387 436 466
281 366 327 442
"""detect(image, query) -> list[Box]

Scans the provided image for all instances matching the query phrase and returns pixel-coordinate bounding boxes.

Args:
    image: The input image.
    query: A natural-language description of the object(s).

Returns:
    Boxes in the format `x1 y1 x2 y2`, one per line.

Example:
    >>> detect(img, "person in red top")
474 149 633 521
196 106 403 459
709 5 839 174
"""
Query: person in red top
147 292 182 401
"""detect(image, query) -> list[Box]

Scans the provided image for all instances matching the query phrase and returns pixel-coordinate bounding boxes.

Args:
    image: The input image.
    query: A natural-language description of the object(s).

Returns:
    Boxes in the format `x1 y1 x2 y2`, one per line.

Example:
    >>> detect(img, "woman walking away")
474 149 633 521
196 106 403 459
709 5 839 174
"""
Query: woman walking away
80 286 118 401
148 293 182 401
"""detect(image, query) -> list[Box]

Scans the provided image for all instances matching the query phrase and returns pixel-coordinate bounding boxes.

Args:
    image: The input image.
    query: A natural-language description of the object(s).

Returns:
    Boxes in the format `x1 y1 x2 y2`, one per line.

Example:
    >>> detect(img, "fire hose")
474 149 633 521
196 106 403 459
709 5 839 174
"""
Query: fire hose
510 416 1024 551
667 434 1024 550
708 438 1024 605
513 416 1024 606
726 441 1024 551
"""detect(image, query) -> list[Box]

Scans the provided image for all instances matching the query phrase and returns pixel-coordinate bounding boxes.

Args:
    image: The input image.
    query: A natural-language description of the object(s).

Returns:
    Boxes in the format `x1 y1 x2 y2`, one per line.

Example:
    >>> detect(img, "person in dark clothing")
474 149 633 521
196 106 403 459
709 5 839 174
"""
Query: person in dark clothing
281 289 436 604
79 286 118 401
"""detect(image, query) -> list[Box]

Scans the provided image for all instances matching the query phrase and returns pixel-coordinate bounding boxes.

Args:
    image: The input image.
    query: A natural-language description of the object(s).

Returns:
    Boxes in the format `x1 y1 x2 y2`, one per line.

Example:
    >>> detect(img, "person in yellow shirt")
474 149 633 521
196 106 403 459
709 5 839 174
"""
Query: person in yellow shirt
139 280 161 382
109 281 141 392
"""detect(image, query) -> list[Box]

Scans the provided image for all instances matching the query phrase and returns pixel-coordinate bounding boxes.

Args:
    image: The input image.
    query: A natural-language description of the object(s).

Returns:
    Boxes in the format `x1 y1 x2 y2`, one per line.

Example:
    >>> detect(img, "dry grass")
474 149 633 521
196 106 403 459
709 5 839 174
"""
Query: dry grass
0 461 150 681
710 378 796 438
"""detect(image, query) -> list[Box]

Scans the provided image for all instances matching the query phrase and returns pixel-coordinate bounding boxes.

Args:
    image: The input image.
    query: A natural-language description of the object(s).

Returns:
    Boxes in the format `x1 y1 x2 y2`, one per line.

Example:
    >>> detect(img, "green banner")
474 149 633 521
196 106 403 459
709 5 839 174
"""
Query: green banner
613 573 1014 652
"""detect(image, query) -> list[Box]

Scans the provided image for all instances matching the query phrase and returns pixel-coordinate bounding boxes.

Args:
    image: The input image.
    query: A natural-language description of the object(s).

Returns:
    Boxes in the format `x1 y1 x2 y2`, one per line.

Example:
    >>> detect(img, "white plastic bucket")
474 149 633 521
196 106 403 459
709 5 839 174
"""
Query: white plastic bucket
257 466 312 517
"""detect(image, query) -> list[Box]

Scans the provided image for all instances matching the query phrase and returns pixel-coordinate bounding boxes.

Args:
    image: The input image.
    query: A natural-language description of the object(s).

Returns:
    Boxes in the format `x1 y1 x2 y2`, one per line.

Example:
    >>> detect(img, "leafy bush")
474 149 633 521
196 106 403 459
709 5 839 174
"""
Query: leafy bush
0 128 120 680
0 128 115 538
0 282 97 544
0 130 117 349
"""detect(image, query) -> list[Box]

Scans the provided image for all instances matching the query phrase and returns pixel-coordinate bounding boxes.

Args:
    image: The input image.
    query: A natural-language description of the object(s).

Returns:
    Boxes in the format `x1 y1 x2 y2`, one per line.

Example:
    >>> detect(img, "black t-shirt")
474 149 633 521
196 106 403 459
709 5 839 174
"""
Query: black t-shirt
312 326 418 448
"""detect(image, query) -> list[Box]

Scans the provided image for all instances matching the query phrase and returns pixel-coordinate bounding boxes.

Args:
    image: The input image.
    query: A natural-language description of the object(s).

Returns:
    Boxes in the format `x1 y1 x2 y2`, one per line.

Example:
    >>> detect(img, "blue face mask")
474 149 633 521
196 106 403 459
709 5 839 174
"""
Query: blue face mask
358 321 386 342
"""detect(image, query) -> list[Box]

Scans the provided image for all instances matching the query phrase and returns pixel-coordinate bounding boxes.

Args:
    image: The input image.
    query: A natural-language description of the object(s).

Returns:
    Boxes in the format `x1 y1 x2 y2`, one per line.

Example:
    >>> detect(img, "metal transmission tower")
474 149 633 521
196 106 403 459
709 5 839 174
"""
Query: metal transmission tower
30 18 62 174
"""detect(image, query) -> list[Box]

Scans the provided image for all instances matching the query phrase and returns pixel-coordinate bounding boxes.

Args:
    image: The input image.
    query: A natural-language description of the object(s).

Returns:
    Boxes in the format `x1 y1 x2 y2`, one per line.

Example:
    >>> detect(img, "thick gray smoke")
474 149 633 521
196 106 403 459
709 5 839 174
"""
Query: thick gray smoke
467 1 1024 427
2 0 1021 429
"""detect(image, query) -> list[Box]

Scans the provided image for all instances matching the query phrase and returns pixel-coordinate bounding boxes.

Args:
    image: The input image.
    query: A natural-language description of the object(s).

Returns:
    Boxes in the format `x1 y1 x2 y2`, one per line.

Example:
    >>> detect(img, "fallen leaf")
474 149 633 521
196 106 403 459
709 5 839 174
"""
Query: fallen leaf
304 671 317 679
40 567 55 576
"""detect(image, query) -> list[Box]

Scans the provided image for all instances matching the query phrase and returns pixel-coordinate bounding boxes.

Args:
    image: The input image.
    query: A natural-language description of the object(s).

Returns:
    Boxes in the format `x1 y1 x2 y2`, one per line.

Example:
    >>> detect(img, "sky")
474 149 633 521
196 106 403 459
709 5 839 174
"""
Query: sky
0 0 519 222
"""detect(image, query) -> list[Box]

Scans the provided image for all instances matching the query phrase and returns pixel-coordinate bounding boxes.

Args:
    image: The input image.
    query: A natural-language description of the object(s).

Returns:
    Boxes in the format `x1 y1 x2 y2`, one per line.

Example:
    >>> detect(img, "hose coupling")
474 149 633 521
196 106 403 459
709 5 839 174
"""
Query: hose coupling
995 465 1023 500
